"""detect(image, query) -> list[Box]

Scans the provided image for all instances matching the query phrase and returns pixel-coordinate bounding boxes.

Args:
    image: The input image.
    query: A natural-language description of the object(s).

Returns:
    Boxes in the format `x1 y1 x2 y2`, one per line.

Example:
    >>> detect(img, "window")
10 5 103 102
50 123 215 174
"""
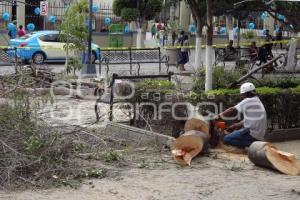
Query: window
39 34 59 42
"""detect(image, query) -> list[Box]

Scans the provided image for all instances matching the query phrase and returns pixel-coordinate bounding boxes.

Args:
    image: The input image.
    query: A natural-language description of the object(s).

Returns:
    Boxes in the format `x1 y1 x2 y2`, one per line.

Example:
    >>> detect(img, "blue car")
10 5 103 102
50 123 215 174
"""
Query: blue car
8 30 101 64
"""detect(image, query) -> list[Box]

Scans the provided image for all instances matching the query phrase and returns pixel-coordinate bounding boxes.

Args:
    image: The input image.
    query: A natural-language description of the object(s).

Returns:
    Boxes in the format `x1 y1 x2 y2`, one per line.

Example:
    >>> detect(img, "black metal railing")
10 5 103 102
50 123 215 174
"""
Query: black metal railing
100 47 170 75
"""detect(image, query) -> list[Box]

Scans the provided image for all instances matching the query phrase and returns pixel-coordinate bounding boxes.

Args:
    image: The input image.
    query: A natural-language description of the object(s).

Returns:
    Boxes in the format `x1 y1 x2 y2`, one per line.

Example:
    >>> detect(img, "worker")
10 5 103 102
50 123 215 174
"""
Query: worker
214 82 267 149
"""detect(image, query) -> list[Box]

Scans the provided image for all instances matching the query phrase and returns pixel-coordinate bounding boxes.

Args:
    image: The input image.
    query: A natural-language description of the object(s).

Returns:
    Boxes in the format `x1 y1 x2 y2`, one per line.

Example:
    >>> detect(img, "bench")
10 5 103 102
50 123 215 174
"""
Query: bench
215 47 253 67
94 72 174 122
215 48 255 68
100 47 169 76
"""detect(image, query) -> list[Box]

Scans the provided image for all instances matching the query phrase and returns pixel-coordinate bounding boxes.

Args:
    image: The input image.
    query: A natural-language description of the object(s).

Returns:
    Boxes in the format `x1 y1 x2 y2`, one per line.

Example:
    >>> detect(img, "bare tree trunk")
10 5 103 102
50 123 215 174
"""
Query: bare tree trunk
136 20 146 48
187 0 204 73
195 20 203 72
205 0 213 92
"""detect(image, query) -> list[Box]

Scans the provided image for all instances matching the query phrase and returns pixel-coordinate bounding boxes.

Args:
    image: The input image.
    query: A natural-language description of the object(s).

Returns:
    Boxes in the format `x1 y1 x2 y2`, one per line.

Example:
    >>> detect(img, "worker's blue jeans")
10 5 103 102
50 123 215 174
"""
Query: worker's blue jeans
223 128 257 149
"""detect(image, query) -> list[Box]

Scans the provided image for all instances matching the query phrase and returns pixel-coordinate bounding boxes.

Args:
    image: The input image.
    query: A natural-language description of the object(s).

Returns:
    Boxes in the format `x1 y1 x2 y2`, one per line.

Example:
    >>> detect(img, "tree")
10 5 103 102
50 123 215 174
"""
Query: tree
184 0 234 89
185 0 237 73
59 0 89 74
113 0 164 48
185 0 205 71
234 1 300 32
205 0 213 91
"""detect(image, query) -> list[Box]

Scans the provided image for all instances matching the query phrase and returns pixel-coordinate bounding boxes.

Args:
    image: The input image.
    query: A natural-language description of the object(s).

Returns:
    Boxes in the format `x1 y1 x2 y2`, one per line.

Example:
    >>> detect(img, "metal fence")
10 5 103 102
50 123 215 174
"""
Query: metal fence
45 2 121 32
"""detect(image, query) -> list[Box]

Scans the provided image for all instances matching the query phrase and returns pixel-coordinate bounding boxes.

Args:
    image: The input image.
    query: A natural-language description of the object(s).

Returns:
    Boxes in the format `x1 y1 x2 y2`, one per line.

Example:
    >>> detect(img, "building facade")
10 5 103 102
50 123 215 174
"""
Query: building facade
0 0 114 31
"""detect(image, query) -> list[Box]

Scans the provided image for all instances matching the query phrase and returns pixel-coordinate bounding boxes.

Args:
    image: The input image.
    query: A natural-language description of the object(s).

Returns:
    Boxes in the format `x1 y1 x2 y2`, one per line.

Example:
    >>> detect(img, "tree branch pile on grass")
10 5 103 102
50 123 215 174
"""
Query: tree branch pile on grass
0 74 109 189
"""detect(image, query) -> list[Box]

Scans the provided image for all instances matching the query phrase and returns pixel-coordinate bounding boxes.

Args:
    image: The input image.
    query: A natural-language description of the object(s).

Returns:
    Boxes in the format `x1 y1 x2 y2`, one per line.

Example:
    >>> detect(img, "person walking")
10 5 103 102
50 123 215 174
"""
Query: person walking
264 29 273 58
177 35 190 71
275 26 283 49
151 24 157 39
17 25 26 37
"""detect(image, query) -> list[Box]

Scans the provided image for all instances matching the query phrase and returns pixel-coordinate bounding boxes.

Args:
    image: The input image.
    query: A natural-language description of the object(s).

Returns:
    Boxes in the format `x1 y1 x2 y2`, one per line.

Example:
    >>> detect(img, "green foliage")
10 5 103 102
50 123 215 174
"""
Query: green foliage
136 79 176 94
291 85 300 94
0 88 79 188
59 0 89 73
23 136 45 153
121 8 139 22
102 149 123 162
241 31 256 41
253 78 300 89
79 168 107 179
187 1 300 32
113 0 163 22
192 67 246 94
205 86 296 96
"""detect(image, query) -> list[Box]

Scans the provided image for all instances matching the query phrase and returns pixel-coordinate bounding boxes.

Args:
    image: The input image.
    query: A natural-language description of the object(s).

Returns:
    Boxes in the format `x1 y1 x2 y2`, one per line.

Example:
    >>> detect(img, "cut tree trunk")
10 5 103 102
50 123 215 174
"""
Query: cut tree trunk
172 118 210 166
172 130 209 166
248 141 299 176
184 118 209 134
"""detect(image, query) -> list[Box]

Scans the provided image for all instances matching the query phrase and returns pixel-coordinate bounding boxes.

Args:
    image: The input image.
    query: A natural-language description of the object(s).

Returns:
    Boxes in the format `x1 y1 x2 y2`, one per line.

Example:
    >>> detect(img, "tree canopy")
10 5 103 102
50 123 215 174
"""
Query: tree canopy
185 0 300 32
112 0 164 22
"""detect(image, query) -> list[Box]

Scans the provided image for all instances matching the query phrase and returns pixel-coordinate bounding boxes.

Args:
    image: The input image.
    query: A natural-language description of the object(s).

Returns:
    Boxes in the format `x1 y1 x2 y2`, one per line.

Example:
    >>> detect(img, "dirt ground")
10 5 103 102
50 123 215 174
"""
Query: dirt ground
1 97 300 200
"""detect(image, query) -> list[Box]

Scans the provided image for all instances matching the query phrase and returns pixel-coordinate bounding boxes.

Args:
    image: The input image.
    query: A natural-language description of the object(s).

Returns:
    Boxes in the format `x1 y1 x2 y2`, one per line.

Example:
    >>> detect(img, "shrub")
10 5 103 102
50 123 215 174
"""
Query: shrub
252 78 300 89
135 79 176 94
192 67 246 94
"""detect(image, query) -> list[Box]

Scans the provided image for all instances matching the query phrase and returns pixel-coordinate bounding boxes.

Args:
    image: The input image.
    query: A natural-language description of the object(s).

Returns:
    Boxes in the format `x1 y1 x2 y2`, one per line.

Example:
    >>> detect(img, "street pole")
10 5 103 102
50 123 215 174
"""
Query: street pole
87 0 93 65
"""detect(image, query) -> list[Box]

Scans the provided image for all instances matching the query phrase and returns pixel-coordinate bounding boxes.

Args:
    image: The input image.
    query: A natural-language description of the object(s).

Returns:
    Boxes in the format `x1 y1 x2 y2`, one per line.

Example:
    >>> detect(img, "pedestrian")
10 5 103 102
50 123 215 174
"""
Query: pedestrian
17 25 26 37
158 27 165 46
214 82 267 149
264 29 273 58
171 31 177 46
225 40 237 61
8 21 17 39
177 35 190 71
157 23 162 32
151 24 157 39
275 26 283 49
249 41 258 60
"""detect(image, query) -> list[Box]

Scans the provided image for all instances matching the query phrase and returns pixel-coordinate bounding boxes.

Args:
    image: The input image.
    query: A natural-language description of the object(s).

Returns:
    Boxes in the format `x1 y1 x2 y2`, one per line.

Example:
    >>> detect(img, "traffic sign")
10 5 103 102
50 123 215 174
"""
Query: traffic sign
40 1 48 16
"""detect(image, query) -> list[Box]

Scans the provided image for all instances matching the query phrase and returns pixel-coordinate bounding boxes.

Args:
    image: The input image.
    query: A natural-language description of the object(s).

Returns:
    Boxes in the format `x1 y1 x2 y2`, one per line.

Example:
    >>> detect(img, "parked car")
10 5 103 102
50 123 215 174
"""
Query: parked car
8 30 101 64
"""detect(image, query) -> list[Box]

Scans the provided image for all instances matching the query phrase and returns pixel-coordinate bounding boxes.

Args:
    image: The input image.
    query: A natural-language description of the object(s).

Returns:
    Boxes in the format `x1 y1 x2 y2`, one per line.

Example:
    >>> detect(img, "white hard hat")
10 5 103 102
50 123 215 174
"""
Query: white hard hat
240 82 256 94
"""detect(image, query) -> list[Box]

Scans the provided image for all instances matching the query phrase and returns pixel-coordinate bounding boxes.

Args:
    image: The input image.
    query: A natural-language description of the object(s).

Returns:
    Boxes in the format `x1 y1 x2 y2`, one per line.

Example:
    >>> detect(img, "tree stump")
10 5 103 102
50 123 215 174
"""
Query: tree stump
248 141 299 176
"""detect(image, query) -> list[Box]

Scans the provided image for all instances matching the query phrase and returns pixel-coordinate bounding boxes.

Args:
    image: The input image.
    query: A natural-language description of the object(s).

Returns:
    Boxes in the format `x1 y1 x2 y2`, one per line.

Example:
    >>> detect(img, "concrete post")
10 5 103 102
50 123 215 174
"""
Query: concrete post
17 0 26 26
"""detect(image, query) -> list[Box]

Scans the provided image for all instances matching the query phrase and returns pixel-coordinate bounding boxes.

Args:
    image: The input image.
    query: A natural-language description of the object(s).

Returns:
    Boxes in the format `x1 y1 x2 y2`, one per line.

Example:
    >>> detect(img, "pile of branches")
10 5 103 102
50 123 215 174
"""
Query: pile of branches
0 72 106 189
0 77 81 189
14 64 56 88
